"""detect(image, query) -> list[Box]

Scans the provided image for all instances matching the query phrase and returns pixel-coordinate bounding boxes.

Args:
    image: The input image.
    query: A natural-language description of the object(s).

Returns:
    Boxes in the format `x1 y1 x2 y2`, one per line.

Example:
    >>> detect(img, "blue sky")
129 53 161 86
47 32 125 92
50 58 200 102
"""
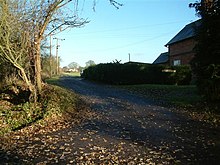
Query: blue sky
53 0 199 67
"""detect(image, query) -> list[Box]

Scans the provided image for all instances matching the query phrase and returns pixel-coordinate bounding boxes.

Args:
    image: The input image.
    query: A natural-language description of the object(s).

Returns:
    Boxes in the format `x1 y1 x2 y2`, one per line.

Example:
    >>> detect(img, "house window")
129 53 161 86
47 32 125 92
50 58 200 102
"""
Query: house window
173 59 181 66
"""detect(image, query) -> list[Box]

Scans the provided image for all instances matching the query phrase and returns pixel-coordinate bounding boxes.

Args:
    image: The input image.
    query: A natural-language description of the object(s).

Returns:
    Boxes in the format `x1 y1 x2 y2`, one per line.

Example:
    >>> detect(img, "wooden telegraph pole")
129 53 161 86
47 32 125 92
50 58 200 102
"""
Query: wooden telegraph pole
53 37 65 75
50 34 52 77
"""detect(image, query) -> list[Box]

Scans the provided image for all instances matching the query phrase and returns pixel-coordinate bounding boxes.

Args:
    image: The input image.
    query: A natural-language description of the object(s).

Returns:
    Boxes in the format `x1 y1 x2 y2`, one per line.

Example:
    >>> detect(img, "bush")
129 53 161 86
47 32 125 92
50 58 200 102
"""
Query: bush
195 64 220 102
172 65 192 85
82 63 192 85
0 84 79 135
190 0 220 103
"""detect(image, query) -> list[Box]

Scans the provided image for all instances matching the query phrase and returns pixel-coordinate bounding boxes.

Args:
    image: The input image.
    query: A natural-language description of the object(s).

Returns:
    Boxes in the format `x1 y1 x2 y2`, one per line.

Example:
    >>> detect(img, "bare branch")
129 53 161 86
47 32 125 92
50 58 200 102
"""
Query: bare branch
109 0 123 9
46 18 89 36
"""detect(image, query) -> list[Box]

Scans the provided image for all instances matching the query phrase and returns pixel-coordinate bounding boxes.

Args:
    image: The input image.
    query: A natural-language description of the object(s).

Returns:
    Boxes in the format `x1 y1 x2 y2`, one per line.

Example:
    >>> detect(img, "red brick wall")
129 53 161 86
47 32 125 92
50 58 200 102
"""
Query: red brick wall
169 38 196 65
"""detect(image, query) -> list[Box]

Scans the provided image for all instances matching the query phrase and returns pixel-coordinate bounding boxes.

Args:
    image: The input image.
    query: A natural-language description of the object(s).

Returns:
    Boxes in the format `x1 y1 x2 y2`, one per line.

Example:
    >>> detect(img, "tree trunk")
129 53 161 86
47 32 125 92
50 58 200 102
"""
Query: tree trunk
19 67 37 102
35 41 42 94
12 62 37 103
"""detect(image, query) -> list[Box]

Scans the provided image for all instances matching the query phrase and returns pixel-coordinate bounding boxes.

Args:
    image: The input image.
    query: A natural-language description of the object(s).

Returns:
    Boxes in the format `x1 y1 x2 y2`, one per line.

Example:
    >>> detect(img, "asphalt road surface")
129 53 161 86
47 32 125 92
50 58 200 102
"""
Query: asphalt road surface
1 76 220 164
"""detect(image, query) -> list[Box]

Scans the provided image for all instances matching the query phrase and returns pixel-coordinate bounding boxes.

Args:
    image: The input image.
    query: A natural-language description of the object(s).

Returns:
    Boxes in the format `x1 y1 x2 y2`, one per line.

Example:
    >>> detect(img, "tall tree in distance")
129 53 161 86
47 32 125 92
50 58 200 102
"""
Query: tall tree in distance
190 0 220 101
68 62 80 70
86 60 96 68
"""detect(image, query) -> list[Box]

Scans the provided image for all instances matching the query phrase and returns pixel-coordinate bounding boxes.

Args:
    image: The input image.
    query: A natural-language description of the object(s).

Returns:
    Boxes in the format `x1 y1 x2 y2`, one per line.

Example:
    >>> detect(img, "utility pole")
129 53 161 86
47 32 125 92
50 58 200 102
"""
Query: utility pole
50 34 52 77
128 53 131 62
53 37 65 75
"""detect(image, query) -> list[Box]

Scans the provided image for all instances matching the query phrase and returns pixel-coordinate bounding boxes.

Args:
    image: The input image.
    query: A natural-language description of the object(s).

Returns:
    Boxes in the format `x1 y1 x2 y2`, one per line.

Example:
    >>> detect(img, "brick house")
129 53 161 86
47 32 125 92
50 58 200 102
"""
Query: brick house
165 20 201 66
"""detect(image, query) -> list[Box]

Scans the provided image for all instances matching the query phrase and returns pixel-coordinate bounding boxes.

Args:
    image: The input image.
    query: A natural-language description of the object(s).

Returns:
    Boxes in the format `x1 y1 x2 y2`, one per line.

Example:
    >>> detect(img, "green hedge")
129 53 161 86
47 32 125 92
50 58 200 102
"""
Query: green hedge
82 63 192 85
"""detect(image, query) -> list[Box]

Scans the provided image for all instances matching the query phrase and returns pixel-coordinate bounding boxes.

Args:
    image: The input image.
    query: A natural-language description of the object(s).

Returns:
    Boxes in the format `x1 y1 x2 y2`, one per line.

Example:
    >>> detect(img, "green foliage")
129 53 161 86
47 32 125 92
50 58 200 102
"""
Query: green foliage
190 0 220 102
82 63 192 85
40 85 78 118
4 103 42 130
0 101 43 134
173 65 192 85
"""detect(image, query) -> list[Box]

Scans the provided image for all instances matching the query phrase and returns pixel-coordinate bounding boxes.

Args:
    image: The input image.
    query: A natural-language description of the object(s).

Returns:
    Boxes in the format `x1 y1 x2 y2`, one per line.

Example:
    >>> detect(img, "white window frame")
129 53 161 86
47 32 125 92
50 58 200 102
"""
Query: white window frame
173 59 181 66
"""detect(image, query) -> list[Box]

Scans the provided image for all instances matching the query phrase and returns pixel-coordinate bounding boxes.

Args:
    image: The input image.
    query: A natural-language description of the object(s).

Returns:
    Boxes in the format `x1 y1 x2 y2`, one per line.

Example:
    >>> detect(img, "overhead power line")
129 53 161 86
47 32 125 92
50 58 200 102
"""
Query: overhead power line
74 29 177 54
66 20 192 35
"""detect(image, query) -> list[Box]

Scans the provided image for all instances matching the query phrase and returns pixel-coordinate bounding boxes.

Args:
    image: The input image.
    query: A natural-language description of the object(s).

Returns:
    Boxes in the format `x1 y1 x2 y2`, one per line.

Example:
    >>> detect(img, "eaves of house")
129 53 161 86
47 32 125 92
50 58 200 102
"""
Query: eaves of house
152 52 169 65
165 19 202 46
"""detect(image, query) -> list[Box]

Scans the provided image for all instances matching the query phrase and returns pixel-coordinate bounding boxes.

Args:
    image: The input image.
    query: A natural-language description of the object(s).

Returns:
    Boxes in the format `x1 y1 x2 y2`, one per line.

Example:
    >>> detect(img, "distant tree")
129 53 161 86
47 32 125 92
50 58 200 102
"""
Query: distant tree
190 0 220 101
86 60 96 67
68 62 80 70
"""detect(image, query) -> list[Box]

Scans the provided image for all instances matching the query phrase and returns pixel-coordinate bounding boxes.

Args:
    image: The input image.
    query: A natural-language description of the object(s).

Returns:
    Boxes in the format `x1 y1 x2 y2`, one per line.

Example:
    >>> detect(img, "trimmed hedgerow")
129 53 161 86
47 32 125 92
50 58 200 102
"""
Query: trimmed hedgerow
82 63 192 85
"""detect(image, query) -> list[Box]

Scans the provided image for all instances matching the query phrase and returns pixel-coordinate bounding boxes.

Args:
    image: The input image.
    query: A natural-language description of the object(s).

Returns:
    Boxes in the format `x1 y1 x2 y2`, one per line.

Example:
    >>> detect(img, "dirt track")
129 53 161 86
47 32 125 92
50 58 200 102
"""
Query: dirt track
1 76 220 164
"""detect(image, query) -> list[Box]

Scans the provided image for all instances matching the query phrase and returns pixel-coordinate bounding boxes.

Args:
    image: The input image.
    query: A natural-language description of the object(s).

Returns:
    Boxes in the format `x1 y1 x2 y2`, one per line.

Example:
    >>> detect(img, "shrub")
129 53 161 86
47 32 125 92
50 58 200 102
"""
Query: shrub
172 65 192 85
195 64 220 102
0 84 79 135
190 0 220 103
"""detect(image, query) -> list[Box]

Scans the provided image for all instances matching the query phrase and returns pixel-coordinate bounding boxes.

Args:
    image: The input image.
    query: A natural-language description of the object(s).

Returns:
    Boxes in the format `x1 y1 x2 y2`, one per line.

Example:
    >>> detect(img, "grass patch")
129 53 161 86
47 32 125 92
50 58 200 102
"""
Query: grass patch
45 76 60 85
120 84 220 124
120 84 201 106
62 72 80 77
45 72 80 85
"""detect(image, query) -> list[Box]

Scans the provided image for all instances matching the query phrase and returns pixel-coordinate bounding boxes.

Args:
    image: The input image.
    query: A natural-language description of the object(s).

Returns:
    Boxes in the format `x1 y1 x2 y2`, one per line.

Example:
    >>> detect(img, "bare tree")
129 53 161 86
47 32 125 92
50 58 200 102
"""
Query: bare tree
1 0 122 100
19 0 89 94
0 0 34 95
24 0 122 94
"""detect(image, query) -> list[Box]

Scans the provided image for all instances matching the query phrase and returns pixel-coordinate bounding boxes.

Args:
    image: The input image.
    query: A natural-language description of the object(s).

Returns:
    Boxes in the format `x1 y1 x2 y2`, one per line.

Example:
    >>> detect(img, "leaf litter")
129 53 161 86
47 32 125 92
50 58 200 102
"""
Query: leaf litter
1 77 220 164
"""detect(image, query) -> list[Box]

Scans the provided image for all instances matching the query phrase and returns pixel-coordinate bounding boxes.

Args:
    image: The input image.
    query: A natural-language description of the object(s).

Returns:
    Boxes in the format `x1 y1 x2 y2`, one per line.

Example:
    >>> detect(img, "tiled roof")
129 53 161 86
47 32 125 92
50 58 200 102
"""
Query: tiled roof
166 19 201 46
153 52 169 64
